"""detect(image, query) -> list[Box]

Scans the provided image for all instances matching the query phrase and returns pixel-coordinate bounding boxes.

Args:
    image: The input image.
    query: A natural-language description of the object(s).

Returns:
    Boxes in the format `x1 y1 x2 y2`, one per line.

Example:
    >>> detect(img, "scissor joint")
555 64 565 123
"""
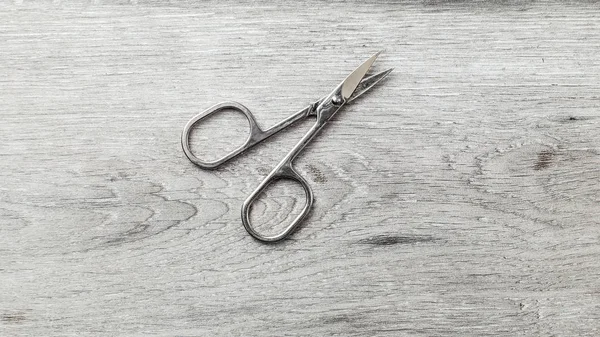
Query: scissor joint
306 101 320 117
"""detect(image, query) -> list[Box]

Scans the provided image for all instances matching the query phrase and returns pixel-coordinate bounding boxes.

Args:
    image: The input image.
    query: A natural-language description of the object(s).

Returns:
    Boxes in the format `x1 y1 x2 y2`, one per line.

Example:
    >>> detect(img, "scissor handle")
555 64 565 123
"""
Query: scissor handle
181 102 266 169
241 162 314 242
182 101 314 169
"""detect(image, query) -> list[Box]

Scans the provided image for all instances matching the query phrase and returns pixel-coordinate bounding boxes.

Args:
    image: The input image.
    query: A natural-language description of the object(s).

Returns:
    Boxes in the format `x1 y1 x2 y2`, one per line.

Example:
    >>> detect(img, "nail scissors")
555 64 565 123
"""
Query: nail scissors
181 52 392 242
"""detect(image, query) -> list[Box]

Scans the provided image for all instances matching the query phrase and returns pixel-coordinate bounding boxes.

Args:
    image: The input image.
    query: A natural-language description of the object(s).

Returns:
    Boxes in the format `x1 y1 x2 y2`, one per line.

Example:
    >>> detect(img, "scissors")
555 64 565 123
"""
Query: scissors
181 52 392 242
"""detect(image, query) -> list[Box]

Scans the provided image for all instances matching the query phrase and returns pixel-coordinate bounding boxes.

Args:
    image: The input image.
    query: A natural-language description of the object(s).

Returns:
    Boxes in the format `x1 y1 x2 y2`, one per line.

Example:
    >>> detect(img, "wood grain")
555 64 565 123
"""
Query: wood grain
1 1 599 336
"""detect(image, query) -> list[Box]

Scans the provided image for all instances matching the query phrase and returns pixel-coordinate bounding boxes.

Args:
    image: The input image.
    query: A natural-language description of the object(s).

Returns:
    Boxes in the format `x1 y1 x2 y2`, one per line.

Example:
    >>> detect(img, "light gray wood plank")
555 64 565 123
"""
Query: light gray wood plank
1 1 599 336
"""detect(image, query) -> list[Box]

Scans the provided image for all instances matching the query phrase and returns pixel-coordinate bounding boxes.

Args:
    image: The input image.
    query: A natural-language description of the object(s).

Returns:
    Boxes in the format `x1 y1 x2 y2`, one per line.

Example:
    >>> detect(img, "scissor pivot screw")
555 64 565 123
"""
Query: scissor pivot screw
331 95 343 105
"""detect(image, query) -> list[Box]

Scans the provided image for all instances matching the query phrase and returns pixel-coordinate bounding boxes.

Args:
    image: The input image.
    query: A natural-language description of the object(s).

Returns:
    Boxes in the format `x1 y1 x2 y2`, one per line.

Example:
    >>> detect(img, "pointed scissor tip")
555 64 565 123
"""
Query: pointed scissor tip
370 51 382 61
341 52 381 99
375 50 387 58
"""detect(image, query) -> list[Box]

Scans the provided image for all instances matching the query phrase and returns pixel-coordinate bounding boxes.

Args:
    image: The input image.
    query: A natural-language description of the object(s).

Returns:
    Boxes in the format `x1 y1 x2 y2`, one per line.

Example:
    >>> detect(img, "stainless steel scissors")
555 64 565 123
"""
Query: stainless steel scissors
181 52 392 242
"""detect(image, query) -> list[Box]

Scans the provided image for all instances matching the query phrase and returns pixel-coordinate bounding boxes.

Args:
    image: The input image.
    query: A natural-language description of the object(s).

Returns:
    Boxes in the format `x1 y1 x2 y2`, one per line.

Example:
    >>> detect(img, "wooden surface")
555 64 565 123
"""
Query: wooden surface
1 1 600 336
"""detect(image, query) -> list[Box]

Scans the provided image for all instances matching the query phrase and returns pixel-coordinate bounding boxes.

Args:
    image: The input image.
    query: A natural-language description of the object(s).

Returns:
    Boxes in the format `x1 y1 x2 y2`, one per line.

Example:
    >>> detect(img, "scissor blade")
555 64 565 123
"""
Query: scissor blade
347 68 393 103
341 51 381 100
311 67 393 115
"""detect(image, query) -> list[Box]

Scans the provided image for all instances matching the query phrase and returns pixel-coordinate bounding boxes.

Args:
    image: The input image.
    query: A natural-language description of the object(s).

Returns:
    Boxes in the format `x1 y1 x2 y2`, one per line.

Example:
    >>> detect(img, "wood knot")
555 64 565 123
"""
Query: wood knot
533 150 555 171
305 164 327 183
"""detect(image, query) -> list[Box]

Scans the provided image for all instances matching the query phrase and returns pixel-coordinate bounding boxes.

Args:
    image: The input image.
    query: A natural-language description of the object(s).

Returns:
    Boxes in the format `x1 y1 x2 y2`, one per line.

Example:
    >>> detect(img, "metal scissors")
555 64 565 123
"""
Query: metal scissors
181 52 392 242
